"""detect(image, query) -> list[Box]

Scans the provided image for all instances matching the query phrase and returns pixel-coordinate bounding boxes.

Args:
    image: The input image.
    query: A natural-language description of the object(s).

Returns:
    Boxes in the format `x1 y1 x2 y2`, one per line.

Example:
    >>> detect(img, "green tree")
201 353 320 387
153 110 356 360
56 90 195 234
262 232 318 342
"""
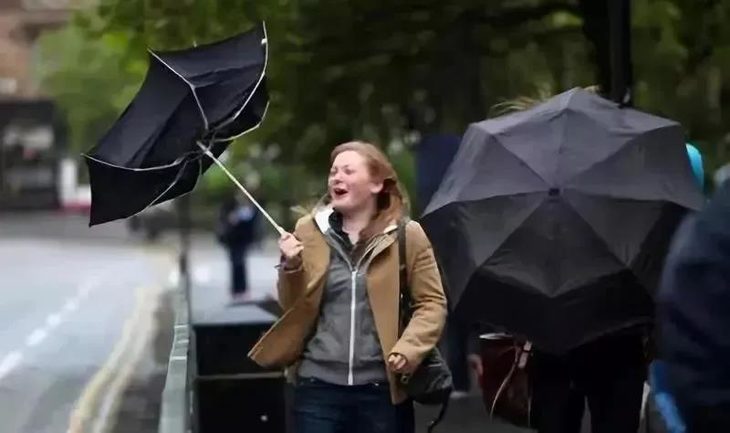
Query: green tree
38 0 591 214
42 0 730 203
37 25 142 154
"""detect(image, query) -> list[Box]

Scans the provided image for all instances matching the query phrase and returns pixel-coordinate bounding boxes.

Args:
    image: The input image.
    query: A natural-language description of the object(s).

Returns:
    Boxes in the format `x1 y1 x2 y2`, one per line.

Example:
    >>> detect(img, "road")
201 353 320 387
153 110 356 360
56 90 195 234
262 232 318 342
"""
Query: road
0 212 173 433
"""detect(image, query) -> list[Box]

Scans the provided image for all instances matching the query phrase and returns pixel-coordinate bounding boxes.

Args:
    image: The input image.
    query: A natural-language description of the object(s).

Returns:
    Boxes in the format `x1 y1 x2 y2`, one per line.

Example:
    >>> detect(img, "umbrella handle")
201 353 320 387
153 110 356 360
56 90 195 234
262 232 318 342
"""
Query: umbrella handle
197 142 285 236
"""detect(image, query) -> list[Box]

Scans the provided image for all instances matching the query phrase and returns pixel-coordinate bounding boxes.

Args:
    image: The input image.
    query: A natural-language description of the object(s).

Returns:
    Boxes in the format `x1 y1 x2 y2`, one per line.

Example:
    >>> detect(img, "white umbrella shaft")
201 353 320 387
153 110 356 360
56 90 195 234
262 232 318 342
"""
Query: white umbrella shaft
197 142 284 235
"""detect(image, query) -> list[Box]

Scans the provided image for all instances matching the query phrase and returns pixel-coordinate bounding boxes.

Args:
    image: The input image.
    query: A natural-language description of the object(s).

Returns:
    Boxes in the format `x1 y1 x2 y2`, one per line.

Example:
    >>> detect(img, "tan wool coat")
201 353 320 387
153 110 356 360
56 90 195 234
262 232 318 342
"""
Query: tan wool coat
248 211 447 403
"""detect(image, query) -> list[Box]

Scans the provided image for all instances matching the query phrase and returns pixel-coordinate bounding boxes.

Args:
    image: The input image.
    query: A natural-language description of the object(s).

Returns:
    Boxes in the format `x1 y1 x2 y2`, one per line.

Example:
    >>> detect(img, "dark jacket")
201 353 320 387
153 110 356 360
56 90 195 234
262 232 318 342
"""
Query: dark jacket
659 182 730 431
217 199 258 246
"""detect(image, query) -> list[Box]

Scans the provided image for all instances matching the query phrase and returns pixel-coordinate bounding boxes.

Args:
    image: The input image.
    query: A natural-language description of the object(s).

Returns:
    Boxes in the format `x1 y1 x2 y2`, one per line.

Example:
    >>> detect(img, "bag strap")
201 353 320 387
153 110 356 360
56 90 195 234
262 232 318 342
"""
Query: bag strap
398 219 450 433
428 402 450 433
397 219 411 328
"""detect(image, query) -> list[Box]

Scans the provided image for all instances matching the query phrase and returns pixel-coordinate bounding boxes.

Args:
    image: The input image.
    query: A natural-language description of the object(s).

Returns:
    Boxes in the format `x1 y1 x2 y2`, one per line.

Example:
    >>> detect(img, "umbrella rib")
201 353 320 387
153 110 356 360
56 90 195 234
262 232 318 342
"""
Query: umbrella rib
128 159 191 220
82 153 187 172
149 50 210 132
196 141 284 235
561 196 632 269
427 191 545 216
564 124 679 185
212 22 270 137
490 132 551 186
211 98 271 143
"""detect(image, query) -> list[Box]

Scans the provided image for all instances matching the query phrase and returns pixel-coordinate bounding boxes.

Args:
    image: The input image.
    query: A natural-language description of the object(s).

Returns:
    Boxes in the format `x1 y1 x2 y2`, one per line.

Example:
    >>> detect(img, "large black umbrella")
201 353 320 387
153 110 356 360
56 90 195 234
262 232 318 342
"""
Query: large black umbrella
84 23 280 232
421 88 705 354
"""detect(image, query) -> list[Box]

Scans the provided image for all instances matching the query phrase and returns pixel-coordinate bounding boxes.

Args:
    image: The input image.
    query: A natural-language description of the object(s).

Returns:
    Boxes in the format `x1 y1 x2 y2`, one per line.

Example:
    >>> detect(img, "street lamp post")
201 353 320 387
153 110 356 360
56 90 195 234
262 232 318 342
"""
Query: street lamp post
608 0 633 107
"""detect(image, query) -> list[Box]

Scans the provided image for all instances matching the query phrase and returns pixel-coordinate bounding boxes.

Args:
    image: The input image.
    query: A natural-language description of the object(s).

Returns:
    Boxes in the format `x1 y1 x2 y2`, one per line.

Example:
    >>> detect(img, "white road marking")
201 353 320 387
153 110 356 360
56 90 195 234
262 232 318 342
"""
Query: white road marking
25 329 48 347
0 273 108 386
63 299 79 313
67 285 162 433
46 313 63 329
77 279 98 299
168 268 180 286
194 266 212 283
91 287 158 433
0 351 23 382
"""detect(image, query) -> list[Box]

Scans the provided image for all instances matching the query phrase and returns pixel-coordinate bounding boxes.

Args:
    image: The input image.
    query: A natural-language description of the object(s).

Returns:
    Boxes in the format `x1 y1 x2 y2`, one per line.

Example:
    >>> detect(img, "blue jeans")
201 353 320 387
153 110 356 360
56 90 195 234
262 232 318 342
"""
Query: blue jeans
294 378 414 433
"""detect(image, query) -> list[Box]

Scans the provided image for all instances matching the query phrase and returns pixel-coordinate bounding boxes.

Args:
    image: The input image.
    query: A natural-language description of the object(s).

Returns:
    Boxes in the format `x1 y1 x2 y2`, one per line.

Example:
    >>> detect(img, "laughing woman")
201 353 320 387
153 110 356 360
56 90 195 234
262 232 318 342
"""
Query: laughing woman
249 141 447 433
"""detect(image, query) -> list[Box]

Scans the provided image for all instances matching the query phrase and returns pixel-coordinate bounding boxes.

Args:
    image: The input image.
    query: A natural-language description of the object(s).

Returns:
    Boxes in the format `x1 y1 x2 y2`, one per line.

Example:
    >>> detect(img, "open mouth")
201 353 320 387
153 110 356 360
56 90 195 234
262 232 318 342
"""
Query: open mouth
332 187 348 198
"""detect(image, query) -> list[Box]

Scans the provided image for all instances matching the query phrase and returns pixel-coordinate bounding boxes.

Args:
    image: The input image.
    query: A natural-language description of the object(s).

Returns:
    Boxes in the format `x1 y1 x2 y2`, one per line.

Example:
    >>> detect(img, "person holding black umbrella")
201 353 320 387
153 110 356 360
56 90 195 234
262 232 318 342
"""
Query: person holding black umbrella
421 88 704 433
249 141 447 433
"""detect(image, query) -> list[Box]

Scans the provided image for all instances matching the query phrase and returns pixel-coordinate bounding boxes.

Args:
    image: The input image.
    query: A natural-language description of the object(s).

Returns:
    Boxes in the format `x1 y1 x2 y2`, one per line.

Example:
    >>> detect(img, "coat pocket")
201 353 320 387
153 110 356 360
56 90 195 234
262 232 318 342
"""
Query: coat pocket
248 303 317 368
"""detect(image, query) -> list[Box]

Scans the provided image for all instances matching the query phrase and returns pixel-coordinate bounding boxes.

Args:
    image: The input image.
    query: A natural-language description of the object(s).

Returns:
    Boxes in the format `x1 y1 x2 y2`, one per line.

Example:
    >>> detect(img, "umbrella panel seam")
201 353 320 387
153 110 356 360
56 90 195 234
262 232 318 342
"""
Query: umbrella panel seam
149 50 210 132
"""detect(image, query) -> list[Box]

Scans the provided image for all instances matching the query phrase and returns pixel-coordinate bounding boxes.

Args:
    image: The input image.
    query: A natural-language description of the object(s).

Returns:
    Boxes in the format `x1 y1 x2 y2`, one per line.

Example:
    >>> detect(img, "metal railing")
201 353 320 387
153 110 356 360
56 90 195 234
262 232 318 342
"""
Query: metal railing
157 285 192 433
158 197 195 433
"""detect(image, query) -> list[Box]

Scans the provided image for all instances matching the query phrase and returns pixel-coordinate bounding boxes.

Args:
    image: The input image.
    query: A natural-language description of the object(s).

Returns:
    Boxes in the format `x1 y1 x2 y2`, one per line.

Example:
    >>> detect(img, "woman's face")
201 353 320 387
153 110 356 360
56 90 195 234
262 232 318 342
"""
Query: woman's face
328 150 383 215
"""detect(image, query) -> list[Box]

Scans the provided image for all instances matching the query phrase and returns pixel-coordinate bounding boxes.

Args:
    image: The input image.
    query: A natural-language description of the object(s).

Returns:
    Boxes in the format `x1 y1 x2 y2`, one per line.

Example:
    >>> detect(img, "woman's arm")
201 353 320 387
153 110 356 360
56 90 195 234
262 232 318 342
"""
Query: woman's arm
390 222 448 368
276 219 308 310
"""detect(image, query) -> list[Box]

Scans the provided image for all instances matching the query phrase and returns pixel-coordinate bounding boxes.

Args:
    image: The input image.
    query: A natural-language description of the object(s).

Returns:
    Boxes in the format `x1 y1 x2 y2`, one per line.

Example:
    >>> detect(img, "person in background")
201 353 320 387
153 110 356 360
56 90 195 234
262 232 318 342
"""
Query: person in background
217 192 259 302
645 143 705 433
413 133 474 400
482 90 649 433
659 179 730 432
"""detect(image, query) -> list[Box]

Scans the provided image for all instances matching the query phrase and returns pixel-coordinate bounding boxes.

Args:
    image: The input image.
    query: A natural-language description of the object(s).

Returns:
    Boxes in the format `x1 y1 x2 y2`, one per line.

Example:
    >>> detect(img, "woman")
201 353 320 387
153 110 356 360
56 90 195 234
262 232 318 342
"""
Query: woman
249 141 447 433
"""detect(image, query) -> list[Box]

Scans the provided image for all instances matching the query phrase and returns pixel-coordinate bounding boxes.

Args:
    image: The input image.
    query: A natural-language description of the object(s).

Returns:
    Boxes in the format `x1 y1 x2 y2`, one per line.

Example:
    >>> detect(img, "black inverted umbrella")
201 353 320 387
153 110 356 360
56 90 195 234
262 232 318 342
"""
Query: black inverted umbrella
421 88 705 354
84 23 279 232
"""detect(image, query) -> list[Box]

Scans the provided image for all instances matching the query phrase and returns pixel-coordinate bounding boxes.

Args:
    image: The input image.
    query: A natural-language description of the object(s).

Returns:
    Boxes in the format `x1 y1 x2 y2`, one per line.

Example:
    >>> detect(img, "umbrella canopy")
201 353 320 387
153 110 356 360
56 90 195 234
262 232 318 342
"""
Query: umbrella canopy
421 88 705 354
85 23 268 226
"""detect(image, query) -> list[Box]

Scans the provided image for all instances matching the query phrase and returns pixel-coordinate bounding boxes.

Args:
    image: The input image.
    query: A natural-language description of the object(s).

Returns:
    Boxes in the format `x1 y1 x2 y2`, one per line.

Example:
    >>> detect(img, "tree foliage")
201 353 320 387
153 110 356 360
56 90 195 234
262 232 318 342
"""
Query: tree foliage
36 0 730 206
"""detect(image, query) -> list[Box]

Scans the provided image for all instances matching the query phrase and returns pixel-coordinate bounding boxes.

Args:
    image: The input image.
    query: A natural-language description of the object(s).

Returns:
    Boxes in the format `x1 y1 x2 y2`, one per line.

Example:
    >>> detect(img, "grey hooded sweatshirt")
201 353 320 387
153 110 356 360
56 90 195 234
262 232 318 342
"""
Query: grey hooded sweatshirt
297 208 392 386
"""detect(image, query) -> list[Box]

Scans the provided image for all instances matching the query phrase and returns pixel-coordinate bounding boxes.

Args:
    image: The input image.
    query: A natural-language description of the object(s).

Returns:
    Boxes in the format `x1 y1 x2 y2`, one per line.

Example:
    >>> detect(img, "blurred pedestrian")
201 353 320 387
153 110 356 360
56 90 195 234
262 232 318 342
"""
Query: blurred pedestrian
644 142 706 433
249 141 447 433
217 192 258 302
659 181 730 432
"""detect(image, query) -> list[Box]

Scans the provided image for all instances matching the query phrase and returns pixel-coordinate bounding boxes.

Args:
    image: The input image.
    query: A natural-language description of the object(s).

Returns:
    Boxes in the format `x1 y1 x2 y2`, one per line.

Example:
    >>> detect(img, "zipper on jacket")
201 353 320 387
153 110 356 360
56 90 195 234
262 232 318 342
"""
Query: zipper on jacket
347 269 357 385
344 237 385 386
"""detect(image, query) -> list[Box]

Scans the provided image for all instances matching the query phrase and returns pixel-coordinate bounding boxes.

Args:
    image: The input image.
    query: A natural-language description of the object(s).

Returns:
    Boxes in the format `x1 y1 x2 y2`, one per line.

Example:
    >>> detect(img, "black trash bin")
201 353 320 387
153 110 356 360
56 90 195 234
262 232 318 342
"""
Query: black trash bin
192 303 289 433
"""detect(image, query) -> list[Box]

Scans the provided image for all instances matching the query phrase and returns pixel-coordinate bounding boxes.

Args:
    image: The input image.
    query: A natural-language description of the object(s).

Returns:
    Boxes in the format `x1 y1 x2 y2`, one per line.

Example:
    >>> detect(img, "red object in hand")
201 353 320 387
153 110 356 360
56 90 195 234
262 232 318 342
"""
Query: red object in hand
474 334 532 428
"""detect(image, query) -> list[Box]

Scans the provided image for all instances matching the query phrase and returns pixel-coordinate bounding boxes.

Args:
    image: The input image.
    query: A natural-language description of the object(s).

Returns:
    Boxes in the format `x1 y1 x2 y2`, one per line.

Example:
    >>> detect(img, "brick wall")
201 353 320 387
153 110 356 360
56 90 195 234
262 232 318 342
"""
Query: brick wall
0 10 31 98
0 0 77 99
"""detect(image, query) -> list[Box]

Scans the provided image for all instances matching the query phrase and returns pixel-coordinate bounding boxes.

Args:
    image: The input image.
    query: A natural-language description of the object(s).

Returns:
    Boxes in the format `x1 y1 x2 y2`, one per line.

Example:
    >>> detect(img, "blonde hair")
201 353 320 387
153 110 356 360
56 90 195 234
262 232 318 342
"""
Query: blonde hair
328 141 407 241
491 85 601 116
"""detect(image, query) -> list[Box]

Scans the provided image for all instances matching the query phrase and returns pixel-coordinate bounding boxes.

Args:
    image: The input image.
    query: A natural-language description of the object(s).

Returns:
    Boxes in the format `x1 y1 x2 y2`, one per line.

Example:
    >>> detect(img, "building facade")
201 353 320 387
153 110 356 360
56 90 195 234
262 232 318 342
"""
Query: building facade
0 0 85 209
